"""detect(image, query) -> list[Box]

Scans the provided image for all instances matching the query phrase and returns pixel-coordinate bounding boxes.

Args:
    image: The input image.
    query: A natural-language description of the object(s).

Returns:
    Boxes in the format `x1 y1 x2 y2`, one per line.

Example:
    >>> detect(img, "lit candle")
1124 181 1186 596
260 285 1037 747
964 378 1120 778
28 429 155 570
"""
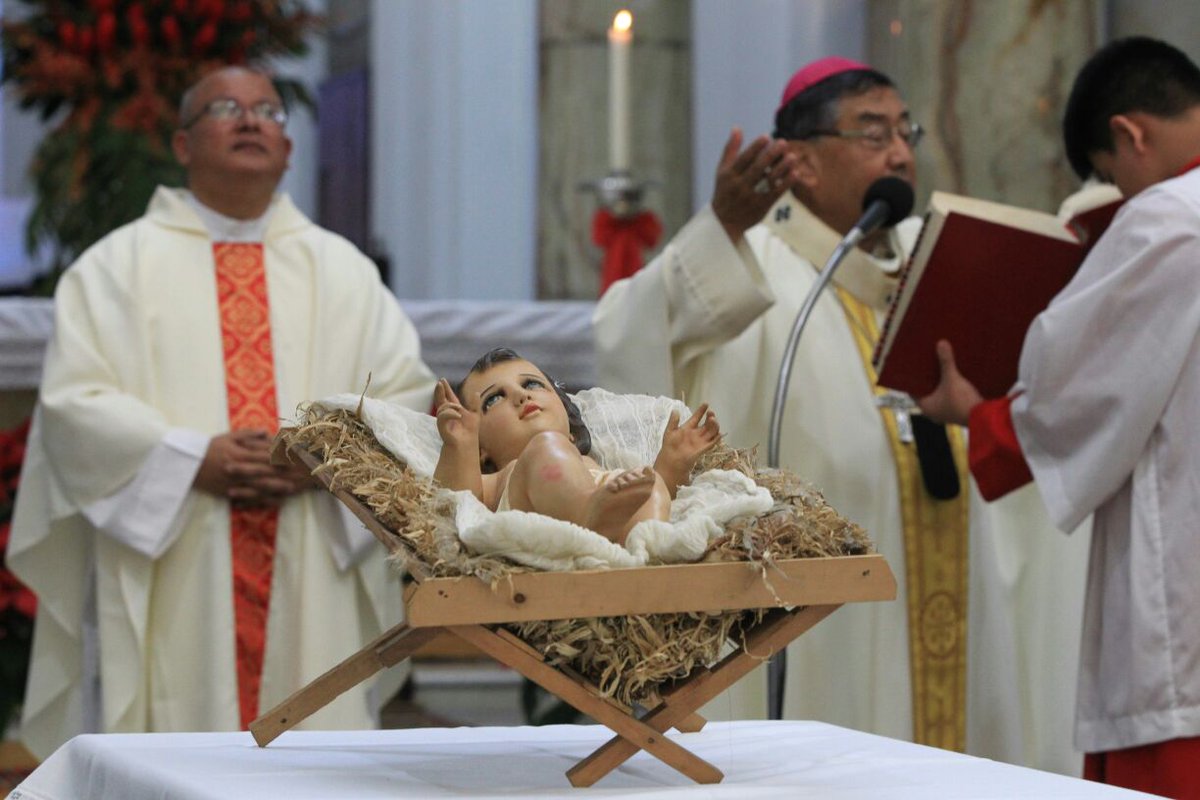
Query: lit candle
608 9 632 173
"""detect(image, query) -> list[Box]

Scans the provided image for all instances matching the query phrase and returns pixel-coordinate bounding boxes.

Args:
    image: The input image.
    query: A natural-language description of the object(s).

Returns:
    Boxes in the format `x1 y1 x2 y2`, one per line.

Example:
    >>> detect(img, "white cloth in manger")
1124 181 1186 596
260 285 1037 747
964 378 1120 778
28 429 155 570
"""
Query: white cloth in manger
306 387 774 571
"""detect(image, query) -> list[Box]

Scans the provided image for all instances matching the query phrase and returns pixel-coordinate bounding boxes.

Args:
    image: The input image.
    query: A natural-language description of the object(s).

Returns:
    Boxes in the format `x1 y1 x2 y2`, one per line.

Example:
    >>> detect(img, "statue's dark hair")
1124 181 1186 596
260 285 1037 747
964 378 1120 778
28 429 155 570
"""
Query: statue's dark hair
1063 37 1200 179
458 348 592 472
772 68 895 140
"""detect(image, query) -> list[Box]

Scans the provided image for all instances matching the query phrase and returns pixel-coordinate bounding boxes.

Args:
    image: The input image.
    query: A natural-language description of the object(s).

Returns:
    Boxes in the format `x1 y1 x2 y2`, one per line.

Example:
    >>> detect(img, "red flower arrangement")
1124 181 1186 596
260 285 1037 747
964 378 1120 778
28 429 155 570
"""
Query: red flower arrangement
0 419 33 731
1 0 320 291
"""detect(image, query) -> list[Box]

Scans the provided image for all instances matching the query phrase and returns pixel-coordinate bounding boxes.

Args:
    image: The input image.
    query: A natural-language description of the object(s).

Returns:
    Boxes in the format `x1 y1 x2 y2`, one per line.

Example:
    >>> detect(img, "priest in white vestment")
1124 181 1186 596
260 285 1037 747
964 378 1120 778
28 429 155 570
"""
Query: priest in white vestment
593 57 1088 775
7 67 435 760
919 37 1200 797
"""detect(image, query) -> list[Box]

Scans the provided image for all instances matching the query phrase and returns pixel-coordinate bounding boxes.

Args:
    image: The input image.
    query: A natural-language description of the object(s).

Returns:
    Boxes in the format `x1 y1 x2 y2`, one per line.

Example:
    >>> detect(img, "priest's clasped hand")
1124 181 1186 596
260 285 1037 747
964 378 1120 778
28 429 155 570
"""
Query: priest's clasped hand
915 340 983 427
194 428 317 506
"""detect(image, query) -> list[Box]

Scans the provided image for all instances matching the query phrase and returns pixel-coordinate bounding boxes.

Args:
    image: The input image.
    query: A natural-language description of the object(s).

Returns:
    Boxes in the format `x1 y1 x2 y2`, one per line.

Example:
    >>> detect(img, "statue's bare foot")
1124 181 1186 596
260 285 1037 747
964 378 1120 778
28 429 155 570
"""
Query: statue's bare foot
584 467 656 545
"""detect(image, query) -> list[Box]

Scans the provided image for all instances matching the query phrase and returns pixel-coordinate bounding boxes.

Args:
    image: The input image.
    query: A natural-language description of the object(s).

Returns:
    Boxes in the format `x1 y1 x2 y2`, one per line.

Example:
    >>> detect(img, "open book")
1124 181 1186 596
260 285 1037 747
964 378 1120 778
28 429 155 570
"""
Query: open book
873 187 1122 399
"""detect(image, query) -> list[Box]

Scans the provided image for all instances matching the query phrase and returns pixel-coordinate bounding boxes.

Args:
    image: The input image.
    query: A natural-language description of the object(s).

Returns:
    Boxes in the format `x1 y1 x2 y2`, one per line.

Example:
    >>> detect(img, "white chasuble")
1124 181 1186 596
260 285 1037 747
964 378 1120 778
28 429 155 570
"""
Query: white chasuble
9 187 435 759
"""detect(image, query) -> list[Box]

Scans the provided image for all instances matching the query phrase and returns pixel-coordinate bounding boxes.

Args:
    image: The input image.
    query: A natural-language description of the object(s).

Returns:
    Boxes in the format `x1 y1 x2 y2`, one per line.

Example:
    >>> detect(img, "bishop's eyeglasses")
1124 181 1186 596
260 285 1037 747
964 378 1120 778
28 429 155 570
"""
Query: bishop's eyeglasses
798 120 924 150
182 98 289 130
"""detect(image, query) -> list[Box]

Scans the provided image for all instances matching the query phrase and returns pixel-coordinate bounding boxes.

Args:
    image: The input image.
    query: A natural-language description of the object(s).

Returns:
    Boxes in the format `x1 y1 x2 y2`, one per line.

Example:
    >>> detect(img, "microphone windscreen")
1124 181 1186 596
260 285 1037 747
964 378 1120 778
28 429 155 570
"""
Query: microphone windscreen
862 176 915 227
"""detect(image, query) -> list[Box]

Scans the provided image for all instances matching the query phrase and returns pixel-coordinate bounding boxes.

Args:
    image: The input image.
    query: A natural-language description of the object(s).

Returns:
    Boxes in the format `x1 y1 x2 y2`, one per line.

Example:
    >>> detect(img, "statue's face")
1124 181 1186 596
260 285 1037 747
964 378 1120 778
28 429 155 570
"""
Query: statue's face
461 359 572 470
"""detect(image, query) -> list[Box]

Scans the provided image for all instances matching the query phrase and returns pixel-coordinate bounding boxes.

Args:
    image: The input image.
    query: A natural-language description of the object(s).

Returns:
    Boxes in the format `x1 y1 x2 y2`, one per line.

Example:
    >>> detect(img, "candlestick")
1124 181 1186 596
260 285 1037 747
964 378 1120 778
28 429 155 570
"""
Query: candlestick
608 9 632 172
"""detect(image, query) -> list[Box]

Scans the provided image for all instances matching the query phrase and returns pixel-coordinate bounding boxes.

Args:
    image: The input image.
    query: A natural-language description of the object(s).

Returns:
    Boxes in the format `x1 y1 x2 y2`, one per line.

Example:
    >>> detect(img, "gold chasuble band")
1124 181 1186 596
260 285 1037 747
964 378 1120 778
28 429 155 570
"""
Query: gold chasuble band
835 286 970 751
214 242 280 730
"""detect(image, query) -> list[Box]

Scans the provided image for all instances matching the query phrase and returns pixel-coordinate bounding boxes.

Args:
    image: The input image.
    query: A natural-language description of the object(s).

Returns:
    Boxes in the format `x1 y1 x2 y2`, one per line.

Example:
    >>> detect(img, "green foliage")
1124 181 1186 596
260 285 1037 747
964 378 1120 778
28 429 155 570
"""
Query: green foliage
23 120 186 286
1 0 321 291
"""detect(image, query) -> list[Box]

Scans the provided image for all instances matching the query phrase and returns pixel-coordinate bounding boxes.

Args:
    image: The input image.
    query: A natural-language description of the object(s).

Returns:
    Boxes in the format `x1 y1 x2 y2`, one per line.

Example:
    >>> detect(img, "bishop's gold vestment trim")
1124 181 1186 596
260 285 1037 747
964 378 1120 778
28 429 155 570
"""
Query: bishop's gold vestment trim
835 286 970 752
762 197 970 749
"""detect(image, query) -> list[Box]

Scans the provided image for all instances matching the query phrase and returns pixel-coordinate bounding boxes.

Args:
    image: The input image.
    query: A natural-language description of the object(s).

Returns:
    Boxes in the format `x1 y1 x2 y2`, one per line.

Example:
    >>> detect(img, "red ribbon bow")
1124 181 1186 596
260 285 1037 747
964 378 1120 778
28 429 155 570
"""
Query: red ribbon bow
592 208 662 296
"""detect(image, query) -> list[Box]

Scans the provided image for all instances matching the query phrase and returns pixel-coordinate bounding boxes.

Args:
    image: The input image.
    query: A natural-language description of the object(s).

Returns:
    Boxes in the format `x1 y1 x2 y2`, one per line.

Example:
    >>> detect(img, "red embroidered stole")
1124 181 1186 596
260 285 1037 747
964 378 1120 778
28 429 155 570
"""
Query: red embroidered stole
213 242 279 729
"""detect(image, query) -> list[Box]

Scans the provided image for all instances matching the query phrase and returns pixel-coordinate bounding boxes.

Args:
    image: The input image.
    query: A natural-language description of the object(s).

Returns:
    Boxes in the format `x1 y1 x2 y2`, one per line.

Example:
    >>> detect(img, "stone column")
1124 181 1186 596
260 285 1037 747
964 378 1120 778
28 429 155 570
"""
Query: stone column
867 0 1102 213
1109 0 1200 64
538 0 690 299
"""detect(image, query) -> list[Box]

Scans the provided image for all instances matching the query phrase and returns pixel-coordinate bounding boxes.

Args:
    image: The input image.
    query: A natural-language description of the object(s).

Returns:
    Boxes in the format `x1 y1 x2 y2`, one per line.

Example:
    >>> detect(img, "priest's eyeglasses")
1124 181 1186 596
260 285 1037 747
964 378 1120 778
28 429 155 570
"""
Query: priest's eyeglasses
182 98 288 130
802 120 924 150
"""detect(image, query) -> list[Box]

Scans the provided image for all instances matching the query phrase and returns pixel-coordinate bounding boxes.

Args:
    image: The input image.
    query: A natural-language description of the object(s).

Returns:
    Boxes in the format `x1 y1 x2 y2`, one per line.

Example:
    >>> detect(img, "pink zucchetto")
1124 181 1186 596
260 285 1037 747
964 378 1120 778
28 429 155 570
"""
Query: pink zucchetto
777 56 874 113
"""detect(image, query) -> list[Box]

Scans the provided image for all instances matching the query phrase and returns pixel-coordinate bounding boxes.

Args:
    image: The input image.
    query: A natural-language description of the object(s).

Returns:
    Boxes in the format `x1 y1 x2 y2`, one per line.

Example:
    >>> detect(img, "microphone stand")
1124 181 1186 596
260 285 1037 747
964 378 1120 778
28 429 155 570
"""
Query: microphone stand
764 224 869 722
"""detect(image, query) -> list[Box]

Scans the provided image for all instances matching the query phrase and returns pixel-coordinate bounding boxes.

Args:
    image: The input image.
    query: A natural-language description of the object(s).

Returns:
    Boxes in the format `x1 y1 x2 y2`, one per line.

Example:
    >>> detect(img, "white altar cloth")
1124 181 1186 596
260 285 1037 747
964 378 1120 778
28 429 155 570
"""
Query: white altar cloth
6 721 1154 799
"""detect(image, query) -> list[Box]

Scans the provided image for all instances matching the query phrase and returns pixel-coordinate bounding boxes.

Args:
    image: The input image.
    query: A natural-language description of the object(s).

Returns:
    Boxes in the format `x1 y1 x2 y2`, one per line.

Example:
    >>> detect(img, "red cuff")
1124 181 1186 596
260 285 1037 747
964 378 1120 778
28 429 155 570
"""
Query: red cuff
967 395 1033 501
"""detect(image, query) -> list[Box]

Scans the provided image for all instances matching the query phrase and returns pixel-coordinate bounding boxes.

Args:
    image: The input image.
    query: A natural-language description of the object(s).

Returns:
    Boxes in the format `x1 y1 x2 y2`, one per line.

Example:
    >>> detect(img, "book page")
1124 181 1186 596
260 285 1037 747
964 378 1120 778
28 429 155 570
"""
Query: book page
1056 181 1123 223
1057 182 1124 249
929 191 1079 243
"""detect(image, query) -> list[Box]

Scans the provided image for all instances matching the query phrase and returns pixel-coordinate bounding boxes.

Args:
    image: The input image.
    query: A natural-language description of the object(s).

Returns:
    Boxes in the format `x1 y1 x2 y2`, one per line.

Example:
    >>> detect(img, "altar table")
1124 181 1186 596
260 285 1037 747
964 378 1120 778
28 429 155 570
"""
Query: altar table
6 720 1157 799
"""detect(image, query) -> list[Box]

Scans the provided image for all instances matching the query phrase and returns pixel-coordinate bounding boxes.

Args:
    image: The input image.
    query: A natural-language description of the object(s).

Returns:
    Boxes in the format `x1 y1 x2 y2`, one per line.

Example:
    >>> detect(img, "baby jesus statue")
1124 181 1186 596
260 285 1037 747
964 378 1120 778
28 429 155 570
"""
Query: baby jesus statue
434 348 720 545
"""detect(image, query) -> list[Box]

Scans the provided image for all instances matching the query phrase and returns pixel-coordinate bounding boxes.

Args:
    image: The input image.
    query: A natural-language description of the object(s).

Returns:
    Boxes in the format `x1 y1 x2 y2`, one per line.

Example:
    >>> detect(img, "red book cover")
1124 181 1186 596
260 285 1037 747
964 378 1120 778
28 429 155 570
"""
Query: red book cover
874 191 1121 399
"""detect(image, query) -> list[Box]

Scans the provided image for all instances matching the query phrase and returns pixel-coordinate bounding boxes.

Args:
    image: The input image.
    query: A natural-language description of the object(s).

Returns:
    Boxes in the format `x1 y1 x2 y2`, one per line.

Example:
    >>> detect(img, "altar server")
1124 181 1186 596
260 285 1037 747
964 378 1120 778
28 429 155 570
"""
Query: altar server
919 37 1200 797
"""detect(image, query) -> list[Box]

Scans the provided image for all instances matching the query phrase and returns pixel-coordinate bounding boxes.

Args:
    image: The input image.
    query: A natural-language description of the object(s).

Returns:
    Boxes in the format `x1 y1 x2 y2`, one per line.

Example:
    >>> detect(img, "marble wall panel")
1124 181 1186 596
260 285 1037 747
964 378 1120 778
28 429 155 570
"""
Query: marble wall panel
538 0 690 300
1109 1 1200 64
868 0 1102 213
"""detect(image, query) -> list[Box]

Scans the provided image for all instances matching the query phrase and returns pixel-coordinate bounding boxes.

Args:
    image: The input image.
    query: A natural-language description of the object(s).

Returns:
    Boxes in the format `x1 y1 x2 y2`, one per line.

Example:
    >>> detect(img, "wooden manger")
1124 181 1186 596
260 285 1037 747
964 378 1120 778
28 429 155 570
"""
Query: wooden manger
251 441 897 786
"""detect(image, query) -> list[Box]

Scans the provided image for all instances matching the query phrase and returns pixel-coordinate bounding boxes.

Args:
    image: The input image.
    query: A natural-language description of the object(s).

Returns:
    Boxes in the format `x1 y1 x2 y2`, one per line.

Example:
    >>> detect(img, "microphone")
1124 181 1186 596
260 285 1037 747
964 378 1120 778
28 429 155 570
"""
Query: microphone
763 175 915 720
767 176 915 469
846 175 916 248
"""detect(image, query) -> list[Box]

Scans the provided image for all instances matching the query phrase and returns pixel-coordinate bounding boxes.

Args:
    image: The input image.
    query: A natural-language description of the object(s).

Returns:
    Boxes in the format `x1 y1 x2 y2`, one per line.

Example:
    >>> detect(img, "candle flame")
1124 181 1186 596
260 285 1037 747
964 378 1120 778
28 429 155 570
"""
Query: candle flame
613 9 632 33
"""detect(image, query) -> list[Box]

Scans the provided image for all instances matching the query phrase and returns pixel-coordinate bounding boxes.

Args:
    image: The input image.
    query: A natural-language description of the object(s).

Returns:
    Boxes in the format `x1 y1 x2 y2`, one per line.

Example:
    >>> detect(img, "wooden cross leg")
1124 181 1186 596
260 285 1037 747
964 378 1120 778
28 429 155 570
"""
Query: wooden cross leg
250 622 440 747
446 623 730 785
251 603 839 786
563 604 839 786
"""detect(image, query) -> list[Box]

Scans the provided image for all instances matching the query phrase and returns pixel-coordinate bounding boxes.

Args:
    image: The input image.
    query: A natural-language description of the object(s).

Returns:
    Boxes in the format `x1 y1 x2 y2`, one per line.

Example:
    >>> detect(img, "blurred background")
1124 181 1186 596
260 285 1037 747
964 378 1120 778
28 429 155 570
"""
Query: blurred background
3 0 1197 301
0 0 1196 741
